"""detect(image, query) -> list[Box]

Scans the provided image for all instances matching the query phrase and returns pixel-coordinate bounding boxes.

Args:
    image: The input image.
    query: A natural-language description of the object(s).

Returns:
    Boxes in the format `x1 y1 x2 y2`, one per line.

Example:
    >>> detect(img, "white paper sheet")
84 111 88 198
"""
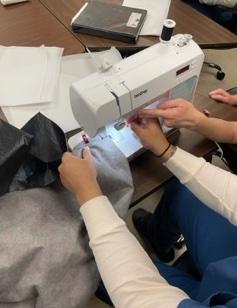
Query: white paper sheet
2 74 79 132
1 0 28 5
2 48 123 132
0 46 63 107
123 0 171 36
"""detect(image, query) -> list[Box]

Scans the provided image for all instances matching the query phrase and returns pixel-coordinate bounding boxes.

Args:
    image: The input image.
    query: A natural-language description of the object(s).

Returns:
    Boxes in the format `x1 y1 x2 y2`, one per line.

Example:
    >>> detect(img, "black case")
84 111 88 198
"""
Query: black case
71 2 147 44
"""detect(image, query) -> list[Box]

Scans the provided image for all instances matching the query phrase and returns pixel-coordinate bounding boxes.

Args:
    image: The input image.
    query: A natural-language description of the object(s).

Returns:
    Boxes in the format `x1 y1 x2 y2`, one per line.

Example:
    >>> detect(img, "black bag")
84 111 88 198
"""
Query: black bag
12 113 68 189
0 120 32 196
0 113 68 195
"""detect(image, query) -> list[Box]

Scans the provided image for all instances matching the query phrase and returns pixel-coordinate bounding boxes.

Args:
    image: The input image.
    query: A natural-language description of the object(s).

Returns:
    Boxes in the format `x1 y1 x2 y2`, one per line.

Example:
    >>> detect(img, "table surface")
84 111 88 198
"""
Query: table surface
0 0 84 55
39 0 237 48
1 0 237 206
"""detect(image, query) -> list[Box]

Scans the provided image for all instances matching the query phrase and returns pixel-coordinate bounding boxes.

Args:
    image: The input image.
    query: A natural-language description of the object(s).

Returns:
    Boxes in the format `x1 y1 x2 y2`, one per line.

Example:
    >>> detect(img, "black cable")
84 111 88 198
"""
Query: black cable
213 150 235 173
204 61 221 71
204 61 226 80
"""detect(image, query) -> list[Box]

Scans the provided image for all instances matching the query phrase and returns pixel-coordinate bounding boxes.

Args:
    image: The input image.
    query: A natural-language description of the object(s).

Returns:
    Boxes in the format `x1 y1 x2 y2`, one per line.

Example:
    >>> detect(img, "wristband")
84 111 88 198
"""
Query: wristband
156 143 172 158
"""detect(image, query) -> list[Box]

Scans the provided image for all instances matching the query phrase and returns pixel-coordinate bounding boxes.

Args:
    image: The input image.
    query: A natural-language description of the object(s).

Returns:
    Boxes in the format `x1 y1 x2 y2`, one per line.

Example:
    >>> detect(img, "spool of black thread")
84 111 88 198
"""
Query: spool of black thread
160 19 176 43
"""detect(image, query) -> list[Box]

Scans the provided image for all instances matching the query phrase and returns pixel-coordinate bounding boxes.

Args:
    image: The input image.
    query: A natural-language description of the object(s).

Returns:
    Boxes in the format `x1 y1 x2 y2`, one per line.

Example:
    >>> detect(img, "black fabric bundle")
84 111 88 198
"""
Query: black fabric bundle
0 121 32 196
0 113 67 196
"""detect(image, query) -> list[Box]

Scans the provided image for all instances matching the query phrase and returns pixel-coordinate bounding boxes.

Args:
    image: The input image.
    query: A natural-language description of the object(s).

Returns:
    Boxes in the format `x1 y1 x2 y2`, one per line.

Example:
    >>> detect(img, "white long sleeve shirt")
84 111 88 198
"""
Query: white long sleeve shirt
199 0 237 8
80 147 237 308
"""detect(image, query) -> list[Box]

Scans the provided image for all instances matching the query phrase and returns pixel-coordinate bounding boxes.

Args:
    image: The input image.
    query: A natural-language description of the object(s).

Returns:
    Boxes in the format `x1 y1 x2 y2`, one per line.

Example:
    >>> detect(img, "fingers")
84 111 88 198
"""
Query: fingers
163 119 175 127
138 108 172 119
58 152 70 173
208 89 236 105
82 146 92 161
127 113 142 124
61 152 74 162
158 100 183 109
130 118 160 132
138 99 188 119
61 149 91 163
130 118 151 133
59 152 81 173
130 120 143 134
210 94 230 103
209 88 228 97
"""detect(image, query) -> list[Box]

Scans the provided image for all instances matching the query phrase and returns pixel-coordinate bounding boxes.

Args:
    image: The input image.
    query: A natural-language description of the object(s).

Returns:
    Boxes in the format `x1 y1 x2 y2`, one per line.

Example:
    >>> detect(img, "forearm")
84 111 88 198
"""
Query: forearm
194 116 237 143
80 196 188 308
199 0 237 8
165 147 237 225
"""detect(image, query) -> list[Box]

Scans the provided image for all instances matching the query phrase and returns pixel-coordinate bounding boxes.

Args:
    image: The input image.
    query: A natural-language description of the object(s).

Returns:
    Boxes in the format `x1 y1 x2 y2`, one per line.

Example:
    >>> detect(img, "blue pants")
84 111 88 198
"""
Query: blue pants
96 179 237 304
151 178 237 299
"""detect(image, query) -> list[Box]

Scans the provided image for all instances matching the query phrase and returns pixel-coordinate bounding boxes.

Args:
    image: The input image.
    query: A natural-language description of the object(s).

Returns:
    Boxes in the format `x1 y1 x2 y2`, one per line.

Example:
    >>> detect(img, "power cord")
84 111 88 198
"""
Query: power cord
212 142 234 172
204 61 226 80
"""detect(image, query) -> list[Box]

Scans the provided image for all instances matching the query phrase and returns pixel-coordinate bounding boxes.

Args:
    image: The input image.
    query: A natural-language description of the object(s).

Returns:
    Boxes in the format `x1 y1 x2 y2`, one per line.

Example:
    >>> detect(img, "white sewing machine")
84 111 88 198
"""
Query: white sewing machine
70 34 204 160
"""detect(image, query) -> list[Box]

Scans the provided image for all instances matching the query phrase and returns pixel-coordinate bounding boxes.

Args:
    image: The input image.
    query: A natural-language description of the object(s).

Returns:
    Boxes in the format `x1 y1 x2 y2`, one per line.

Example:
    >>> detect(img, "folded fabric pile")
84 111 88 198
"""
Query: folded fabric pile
1 47 122 133
0 46 63 106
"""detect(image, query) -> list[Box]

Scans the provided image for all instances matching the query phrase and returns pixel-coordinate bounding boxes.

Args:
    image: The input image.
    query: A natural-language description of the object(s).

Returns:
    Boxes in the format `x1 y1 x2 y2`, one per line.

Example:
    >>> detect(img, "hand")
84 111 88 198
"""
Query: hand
138 99 204 130
58 147 102 206
209 89 237 106
130 118 170 157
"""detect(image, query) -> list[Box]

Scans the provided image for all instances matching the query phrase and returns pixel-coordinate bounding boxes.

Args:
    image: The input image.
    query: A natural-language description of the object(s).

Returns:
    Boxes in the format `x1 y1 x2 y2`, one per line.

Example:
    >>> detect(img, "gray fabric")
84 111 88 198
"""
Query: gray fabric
73 133 134 217
0 136 133 308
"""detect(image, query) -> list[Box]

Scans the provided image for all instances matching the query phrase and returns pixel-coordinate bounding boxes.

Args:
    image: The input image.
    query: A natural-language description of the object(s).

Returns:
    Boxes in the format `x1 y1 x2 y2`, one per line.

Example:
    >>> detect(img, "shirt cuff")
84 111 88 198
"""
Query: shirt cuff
164 147 206 184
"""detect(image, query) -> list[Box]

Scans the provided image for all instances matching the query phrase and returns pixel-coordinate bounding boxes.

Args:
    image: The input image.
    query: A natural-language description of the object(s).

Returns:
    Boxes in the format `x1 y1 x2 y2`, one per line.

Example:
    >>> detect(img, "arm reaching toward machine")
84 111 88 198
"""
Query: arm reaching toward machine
58 117 237 307
138 99 237 143
130 118 237 225
58 147 189 308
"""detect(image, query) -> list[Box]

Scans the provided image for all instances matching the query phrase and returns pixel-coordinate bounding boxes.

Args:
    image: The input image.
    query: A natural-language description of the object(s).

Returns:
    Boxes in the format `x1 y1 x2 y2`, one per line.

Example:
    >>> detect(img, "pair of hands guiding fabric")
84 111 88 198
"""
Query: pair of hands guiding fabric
58 117 170 206
58 88 237 206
